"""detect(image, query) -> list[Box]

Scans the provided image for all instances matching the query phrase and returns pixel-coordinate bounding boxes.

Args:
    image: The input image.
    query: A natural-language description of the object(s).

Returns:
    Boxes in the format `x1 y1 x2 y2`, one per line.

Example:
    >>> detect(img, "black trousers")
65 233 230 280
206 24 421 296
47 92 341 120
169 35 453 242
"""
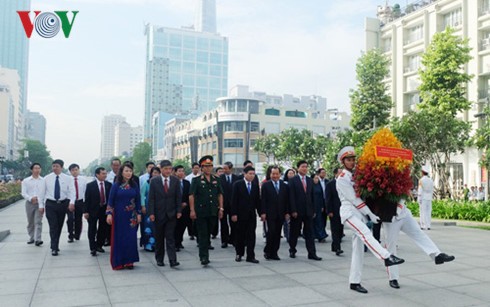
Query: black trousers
329 215 343 251
211 216 219 237
264 217 283 257
235 217 257 259
45 200 68 251
87 206 108 251
67 200 84 240
220 207 235 244
175 207 193 247
154 217 177 262
289 215 316 256
195 216 216 261
373 222 381 243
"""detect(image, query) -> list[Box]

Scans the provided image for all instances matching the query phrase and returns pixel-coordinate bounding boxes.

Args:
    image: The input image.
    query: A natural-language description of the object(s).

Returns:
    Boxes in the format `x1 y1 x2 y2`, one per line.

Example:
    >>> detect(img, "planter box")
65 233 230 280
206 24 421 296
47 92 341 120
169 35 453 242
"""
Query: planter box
0 195 23 210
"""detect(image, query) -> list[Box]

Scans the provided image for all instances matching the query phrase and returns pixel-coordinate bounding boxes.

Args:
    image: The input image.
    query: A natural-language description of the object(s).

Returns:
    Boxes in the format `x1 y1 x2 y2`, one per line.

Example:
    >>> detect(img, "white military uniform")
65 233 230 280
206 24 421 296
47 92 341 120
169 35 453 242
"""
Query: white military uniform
418 172 434 229
336 168 391 284
383 200 440 281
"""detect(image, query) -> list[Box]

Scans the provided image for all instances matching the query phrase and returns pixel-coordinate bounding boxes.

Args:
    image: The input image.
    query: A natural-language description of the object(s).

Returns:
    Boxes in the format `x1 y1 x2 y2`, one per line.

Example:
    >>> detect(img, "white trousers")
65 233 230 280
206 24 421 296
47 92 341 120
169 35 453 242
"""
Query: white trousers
343 210 391 284
419 200 432 229
25 201 43 241
383 209 440 281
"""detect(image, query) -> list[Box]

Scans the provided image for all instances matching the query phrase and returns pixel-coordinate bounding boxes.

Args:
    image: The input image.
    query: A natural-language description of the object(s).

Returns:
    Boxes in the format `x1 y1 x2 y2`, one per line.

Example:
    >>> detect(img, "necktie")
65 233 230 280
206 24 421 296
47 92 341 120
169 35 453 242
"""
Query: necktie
247 182 251 194
100 182 105 206
164 178 168 193
54 175 60 200
180 181 183 194
274 181 279 194
74 177 79 200
228 175 231 184
302 176 307 192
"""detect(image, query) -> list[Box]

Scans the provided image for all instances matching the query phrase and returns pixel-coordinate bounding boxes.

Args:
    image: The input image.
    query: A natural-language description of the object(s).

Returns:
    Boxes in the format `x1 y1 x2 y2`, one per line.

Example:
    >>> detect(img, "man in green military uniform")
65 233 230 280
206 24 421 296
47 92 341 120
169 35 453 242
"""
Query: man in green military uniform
189 155 224 265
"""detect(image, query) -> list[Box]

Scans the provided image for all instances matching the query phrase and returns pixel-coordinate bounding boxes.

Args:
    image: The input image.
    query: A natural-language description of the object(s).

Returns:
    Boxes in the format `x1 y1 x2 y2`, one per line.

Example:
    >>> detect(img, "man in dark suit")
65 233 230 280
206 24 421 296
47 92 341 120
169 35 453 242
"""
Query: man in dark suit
148 160 182 267
174 165 191 251
83 167 112 256
288 160 322 261
237 160 259 185
219 161 238 248
326 168 344 256
231 166 260 264
261 166 289 260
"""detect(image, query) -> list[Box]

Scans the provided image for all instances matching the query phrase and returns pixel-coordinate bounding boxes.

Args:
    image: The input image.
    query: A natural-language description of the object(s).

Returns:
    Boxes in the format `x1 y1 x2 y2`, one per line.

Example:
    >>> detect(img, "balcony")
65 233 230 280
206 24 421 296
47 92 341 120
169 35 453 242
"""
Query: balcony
481 38 490 51
479 89 490 100
379 0 438 27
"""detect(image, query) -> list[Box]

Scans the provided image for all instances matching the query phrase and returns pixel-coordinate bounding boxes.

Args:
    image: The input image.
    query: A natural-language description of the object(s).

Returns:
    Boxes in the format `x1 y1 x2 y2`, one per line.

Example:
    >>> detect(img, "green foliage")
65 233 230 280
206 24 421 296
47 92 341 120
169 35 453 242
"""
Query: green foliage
173 156 192 174
0 182 21 202
473 104 490 169
84 159 111 177
130 142 152 176
17 139 53 177
407 200 490 223
350 49 392 131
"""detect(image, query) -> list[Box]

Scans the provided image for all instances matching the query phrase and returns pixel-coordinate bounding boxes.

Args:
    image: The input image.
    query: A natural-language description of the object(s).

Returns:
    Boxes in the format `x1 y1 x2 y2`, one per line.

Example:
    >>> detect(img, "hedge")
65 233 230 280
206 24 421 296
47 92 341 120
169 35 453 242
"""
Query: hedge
0 183 22 209
407 200 490 223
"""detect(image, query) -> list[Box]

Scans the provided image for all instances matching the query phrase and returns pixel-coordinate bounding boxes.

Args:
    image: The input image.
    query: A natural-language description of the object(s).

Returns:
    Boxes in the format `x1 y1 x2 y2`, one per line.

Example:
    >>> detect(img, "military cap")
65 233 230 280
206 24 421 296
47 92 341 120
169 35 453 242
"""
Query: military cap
199 155 214 166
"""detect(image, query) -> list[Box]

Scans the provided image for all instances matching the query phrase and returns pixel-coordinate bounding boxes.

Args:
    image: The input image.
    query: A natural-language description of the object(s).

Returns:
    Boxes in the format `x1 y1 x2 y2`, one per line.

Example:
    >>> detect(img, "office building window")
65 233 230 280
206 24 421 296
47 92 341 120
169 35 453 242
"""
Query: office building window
237 100 248 112
444 8 462 28
265 108 280 116
224 139 244 148
249 101 259 114
285 110 306 118
250 122 260 132
224 121 244 132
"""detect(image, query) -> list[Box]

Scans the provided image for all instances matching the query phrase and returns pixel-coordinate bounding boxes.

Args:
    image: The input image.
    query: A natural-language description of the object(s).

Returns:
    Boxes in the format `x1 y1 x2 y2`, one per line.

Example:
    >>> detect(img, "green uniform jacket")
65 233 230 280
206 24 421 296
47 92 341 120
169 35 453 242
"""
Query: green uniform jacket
190 174 224 218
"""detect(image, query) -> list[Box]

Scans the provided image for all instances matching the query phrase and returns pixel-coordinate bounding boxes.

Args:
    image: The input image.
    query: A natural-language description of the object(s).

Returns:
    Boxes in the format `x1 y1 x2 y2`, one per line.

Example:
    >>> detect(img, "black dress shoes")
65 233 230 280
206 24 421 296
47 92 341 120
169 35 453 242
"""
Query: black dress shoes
350 283 368 293
27 239 35 244
308 254 322 261
221 243 228 248
68 238 74 243
384 255 405 267
208 245 215 250
389 279 400 289
51 250 59 256
96 247 105 253
176 247 181 252
170 260 180 268
90 250 97 256
201 259 210 266
246 258 260 264
157 261 165 267
335 249 344 256
35 240 43 246
235 255 242 262
435 253 455 265
264 253 270 260
289 252 296 258
270 255 281 260
190 236 195 240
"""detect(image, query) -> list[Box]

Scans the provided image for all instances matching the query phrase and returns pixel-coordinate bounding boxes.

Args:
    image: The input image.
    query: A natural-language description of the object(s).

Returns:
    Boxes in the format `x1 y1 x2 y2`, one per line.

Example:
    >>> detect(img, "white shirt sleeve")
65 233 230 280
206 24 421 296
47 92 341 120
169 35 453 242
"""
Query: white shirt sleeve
336 175 373 216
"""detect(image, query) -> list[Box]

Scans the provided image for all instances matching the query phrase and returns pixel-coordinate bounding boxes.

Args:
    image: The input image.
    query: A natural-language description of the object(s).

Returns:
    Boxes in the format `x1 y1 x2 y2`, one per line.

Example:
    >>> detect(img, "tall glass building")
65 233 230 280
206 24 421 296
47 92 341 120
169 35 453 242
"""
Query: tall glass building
144 0 228 140
0 0 30 131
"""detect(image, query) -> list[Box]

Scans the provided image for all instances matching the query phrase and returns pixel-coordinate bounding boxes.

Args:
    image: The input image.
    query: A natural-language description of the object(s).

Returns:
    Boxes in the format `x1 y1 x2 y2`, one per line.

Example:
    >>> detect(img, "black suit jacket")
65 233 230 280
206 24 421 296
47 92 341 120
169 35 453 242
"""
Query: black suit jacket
84 180 112 216
289 175 315 218
219 173 239 209
231 179 260 220
325 179 341 216
148 175 182 222
261 180 289 219
180 179 190 205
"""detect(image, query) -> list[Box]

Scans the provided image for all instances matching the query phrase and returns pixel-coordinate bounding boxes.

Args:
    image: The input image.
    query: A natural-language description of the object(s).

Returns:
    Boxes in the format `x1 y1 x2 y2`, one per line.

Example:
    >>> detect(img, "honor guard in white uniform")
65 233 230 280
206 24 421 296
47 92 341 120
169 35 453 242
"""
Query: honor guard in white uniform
418 165 434 230
335 146 405 294
383 199 455 289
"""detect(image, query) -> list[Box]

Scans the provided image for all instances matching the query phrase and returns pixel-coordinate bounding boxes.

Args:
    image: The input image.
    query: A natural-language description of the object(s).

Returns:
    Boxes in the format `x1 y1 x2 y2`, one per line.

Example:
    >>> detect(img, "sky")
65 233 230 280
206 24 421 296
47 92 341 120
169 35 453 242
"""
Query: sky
25 0 384 168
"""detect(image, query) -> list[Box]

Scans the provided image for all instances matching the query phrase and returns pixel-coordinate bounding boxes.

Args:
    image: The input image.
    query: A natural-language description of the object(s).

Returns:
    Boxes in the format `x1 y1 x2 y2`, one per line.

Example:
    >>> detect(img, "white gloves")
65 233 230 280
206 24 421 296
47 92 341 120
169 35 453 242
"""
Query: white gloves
367 212 380 224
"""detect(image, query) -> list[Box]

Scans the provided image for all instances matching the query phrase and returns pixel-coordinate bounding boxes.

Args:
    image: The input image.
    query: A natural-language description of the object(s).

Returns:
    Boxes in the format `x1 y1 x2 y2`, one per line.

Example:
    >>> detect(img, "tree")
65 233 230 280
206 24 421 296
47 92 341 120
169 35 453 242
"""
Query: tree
173 156 192 175
473 103 490 170
84 159 111 177
350 49 392 131
253 134 280 164
18 139 52 176
130 142 152 176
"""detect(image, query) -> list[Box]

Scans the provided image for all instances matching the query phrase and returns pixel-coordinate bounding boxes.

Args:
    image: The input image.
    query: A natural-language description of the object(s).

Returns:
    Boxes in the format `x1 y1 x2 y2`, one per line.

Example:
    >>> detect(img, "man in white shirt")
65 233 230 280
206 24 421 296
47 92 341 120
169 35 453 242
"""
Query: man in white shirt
21 163 45 246
418 166 434 230
40 159 75 256
477 186 485 201
185 162 200 182
139 161 155 187
106 158 121 183
67 163 87 242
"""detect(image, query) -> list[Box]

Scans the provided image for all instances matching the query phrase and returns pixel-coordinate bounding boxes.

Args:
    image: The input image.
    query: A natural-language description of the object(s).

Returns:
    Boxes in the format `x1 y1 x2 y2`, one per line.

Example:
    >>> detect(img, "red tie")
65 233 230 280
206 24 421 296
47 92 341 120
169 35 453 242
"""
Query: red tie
302 176 307 192
100 182 105 205
164 178 168 193
74 177 79 200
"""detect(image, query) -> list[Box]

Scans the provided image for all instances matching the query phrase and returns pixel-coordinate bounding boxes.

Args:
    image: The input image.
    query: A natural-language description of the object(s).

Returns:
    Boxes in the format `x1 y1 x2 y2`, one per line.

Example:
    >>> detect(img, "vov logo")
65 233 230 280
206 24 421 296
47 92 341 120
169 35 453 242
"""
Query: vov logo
17 11 79 38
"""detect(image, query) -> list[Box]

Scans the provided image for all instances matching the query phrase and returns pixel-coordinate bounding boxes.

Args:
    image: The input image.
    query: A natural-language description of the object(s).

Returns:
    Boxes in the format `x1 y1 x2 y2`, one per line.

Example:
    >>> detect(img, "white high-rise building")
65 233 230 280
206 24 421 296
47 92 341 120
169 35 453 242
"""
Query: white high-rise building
25 110 46 145
195 0 217 33
365 0 488 190
114 122 143 157
100 114 126 162
0 67 22 160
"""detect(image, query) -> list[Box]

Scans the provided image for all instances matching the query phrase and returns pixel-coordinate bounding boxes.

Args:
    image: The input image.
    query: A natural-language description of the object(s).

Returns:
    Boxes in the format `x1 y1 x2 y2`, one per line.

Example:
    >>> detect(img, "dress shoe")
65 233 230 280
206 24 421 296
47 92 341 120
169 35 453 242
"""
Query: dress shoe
246 258 259 264
335 249 344 256
27 239 35 244
176 247 181 252
208 245 215 250
177 244 184 249
157 261 165 267
235 255 242 262
289 252 296 258
51 250 59 256
319 239 327 243
35 240 43 246
435 253 455 265
201 259 210 265
125 264 134 270
264 253 270 260
270 255 281 260
384 255 405 267
190 236 195 240
103 241 110 247
170 260 180 268
96 247 105 253
350 283 368 294
68 238 74 243
389 279 400 289
211 235 217 239
221 243 228 248
90 250 97 256
308 254 322 261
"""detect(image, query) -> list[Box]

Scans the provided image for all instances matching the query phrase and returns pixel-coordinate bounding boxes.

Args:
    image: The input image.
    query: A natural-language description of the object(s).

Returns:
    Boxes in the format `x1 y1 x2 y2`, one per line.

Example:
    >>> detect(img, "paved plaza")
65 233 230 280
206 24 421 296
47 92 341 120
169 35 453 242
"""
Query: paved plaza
1 199 489 307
